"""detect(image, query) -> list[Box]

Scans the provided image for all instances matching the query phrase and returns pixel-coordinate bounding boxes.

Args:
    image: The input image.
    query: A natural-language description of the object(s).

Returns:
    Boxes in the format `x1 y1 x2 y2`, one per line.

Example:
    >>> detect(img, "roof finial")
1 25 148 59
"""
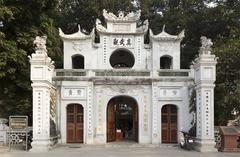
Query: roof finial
78 24 81 32
162 24 166 32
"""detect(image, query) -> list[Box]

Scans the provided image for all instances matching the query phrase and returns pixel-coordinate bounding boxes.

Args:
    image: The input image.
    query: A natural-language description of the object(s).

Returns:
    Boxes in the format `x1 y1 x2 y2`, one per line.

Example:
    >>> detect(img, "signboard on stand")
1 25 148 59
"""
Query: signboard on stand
9 116 28 151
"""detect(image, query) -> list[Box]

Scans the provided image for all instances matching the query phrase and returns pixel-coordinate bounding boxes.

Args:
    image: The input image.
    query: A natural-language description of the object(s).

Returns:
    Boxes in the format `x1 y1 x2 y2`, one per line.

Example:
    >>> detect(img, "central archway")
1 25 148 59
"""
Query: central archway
107 96 138 142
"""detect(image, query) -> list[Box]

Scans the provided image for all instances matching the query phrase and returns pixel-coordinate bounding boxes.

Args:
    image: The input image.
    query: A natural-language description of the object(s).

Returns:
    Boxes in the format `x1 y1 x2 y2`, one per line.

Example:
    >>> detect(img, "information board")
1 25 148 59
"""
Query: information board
9 116 28 131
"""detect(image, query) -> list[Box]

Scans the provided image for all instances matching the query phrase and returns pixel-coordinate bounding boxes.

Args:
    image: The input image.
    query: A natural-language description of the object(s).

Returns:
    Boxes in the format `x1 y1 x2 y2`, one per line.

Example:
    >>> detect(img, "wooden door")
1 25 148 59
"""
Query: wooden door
132 104 138 142
67 104 84 143
107 101 116 142
161 105 177 143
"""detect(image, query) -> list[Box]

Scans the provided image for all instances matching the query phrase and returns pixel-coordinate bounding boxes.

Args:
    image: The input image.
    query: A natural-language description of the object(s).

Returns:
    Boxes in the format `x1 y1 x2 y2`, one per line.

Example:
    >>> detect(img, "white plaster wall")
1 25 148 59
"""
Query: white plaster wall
152 40 181 70
63 39 97 69
107 22 136 33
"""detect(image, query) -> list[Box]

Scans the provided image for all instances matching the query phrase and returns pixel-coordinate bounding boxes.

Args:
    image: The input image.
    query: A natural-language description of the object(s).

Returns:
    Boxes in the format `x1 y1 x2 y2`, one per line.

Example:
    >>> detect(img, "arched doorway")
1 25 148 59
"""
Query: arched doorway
107 96 138 142
160 55 172 69
161 104 178 143
67 104 84 143
72 54 84 69
110 49 135 69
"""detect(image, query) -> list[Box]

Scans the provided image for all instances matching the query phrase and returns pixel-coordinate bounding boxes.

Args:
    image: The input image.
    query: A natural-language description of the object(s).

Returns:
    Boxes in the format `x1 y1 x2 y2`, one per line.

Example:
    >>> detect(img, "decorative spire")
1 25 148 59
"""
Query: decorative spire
162 24 166 32
78 24 81 32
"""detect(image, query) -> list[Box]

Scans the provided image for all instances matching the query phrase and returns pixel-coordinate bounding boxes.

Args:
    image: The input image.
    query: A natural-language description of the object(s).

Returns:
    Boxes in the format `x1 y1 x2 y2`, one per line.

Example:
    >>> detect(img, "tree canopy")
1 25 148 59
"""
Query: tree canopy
0 0 239 125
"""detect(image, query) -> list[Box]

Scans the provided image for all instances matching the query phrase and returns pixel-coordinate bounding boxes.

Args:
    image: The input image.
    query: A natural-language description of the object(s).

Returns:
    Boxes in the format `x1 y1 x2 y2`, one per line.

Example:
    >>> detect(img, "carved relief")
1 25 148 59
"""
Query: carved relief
103 9 140 21
72 41 83 52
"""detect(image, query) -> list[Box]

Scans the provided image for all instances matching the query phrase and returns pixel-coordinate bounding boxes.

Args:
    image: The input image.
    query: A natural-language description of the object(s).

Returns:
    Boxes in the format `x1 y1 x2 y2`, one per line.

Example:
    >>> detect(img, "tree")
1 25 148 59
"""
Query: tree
57 0 137 34
0 0 62 123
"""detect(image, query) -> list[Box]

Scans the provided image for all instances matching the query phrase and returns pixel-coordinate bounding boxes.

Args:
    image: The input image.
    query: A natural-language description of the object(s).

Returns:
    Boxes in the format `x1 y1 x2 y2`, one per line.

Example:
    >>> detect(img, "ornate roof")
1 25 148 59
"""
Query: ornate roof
150 25 185 41
103 9 140 22
96 9 148 34
59 25 91 40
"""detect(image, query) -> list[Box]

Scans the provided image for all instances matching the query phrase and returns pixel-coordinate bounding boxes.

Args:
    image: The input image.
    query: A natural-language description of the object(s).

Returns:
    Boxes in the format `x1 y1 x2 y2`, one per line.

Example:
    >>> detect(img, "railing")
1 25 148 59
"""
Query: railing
55 69 87 76
158 69 191 77
54 69 151 77
95 70 150 77
54 69 192 78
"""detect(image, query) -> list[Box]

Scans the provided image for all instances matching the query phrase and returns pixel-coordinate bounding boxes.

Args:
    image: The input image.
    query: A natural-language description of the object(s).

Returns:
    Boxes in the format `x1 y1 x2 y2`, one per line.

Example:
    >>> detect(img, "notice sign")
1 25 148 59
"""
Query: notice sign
9 116 28 131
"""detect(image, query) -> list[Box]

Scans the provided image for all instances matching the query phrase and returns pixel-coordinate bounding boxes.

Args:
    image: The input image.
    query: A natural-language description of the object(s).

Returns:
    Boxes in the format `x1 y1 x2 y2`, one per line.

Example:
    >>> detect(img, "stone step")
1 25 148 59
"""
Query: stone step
0 146 9 152
57 143 179 150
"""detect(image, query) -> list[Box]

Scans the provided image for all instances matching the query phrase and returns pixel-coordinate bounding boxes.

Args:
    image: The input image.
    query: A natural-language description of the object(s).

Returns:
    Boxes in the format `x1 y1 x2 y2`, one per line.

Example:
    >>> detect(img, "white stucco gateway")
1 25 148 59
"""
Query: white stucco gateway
29 10 217 152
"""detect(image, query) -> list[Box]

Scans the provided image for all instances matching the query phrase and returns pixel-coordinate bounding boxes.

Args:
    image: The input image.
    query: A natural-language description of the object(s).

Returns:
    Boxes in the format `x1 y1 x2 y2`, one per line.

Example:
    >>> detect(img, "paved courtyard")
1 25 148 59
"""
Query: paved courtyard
0 144 239 157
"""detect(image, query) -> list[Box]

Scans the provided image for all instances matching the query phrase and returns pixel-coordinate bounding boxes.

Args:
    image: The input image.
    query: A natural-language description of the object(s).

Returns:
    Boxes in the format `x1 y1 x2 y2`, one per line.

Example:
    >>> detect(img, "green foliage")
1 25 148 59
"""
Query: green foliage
0 0 62 123
57 0 137 33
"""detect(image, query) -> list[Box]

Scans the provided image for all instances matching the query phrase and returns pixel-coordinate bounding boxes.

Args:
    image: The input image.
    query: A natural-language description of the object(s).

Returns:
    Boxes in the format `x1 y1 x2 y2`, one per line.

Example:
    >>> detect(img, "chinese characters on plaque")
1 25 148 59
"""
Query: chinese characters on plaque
112 37 132 47
63 88 86 98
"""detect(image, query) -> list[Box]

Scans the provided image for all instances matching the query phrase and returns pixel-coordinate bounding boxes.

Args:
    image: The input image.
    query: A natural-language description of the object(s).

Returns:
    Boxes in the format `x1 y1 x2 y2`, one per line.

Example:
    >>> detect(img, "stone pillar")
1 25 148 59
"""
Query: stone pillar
0 118 8 145
193 36 217 152
29 36 55 151
151 82 159 144
86 82 94 144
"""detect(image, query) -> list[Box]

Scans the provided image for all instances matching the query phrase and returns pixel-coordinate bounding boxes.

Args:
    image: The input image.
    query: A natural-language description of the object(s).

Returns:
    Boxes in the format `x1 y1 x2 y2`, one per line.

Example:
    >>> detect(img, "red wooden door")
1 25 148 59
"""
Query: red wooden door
133 104 138 142
161 105 177 143
67 104 84 143
107 102 116 142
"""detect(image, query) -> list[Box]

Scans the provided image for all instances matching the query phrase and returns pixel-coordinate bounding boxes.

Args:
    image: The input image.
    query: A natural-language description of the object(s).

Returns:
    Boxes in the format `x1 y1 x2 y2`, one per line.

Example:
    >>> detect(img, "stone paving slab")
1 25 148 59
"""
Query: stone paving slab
0 145 239 157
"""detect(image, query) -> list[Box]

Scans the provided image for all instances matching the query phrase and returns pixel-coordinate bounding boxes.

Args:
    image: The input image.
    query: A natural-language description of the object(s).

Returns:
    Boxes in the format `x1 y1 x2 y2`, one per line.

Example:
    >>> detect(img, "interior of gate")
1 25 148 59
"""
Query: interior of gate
107 96 138 142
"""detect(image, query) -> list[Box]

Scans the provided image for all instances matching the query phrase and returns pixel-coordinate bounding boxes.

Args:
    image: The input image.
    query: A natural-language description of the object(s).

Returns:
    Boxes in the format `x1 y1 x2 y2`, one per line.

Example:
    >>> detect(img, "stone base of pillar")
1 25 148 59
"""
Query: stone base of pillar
30 139 51 152
151 134 159 144
194 139 217 152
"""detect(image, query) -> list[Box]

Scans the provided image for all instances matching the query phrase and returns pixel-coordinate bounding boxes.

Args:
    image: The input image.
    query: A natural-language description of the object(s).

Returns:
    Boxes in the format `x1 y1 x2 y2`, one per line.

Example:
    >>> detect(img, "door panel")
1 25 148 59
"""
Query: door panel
133 104 138 142
107 101 116 142
67 104 84 143
161 105 177 143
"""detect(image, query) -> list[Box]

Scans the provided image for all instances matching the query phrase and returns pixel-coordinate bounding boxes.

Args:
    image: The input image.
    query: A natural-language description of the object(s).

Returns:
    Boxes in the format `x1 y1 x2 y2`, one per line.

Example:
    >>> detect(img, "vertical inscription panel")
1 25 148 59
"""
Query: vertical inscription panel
103 37 107 64
137 37 141 65
87 86 93 137
204 90 211 136
196 89 202 138
143 96 148 133
97 95 103 134
152 83 158 136
35 90 43 137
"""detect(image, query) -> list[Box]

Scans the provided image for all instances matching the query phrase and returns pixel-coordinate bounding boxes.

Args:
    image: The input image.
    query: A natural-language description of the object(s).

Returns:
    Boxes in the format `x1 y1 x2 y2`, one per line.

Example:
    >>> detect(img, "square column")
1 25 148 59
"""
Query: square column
193 36 217 152
29 36 55 151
